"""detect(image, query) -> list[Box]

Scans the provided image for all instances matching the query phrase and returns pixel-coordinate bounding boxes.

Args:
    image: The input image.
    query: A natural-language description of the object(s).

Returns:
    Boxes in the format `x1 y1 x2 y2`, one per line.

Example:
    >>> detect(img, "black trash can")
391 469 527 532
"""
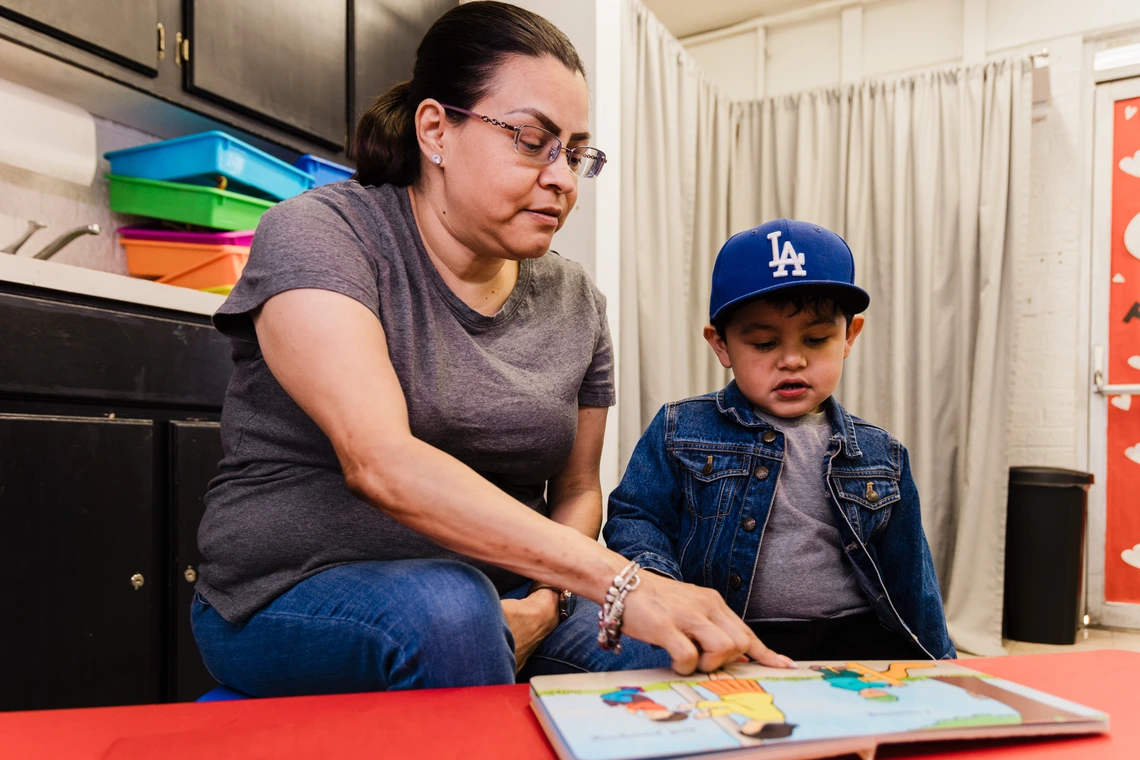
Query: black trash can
1002 467 1094 645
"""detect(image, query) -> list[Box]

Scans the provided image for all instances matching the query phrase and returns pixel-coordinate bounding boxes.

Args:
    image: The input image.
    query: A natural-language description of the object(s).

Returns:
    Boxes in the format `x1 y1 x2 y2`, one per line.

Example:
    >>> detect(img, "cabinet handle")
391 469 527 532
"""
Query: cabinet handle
157 23 166 60
181 36 191 63
175 32 185 67
183 566 198 583
130 573 145 591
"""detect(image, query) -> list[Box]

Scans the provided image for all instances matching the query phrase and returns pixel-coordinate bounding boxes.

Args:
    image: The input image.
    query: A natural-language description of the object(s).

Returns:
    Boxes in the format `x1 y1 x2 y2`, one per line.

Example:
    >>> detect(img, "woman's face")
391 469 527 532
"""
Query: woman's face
432 54 590 260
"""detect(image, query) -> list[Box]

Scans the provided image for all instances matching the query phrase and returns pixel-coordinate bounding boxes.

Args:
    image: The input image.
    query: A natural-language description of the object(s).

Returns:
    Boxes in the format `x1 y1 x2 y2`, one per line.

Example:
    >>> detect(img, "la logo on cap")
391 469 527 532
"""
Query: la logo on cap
767 230 806 278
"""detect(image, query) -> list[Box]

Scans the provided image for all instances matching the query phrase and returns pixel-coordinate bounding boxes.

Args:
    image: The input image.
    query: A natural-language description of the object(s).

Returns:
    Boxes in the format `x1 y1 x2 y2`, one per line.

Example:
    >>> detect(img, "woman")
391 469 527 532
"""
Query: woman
192 2 791 696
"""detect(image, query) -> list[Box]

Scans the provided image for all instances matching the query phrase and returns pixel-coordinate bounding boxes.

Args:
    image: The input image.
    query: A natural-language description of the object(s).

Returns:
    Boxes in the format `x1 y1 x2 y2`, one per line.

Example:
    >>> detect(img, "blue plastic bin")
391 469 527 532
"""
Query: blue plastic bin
105 131 315 202
294 154 354 187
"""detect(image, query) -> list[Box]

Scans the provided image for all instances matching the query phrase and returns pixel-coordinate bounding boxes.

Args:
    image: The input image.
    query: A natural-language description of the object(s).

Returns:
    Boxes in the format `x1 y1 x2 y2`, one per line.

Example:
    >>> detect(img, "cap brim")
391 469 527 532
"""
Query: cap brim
711 280 870 324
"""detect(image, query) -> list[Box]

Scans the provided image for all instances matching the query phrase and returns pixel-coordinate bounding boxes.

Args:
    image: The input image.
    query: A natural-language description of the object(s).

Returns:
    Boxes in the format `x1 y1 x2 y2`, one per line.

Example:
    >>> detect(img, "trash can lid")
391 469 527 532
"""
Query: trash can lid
1009 467 1094 487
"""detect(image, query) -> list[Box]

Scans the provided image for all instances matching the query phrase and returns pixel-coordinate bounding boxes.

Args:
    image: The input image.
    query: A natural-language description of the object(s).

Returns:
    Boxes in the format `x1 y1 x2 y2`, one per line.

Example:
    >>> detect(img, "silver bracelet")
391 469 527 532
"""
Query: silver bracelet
597 561 641 653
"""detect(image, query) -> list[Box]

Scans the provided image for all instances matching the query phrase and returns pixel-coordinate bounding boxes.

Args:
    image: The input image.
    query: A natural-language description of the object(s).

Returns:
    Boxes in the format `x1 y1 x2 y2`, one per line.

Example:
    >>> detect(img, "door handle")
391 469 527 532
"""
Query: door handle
1092 345 1140 395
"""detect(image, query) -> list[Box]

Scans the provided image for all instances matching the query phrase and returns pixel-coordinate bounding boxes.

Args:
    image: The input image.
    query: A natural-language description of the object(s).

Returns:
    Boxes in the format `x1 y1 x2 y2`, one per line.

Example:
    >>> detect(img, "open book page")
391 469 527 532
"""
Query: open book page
530 660 1108 760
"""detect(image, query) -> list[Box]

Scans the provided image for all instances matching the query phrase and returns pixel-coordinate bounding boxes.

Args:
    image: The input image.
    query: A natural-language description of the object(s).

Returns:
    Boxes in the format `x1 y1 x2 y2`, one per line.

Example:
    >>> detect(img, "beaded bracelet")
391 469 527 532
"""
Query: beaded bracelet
597 560 642 653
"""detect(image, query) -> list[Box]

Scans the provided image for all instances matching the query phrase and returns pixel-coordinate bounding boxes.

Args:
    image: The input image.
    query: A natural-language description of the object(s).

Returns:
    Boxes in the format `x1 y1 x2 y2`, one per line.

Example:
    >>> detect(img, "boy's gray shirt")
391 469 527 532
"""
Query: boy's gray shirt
745 407 871 622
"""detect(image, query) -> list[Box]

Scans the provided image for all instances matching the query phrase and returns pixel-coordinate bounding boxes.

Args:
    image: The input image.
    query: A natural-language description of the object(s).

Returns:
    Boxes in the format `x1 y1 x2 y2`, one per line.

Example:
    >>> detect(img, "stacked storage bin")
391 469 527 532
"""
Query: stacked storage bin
105 131 324 293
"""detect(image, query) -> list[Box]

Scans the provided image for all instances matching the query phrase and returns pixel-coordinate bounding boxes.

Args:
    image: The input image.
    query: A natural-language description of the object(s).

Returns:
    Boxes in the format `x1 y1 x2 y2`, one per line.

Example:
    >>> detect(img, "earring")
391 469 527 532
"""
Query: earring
431 154 442 165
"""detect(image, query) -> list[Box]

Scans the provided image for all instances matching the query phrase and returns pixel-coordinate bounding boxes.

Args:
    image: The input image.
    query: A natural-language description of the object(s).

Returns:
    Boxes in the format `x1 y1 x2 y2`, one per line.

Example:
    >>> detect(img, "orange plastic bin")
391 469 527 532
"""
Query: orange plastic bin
122 237 249 281
157 249 249 290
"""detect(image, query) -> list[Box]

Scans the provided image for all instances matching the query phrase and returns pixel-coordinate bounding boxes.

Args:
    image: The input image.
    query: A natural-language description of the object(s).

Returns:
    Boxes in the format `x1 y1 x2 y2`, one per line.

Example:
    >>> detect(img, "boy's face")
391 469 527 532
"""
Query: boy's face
704 299 865 418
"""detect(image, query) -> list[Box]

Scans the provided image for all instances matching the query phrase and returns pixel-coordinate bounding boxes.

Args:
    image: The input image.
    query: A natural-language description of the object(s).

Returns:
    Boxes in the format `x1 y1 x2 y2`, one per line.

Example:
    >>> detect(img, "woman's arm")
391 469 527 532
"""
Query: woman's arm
546 405 607 540
253 288 793 673
503 405 608 671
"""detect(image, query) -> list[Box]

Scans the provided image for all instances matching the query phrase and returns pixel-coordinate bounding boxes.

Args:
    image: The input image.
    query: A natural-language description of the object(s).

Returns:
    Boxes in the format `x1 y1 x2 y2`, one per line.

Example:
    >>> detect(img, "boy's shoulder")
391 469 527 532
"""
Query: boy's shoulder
833 402 909 471
648 391 748 446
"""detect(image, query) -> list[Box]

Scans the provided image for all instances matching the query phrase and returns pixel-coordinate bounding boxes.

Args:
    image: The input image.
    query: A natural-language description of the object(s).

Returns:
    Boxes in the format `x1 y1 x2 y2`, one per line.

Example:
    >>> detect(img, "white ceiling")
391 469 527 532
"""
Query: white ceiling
643 0 824 39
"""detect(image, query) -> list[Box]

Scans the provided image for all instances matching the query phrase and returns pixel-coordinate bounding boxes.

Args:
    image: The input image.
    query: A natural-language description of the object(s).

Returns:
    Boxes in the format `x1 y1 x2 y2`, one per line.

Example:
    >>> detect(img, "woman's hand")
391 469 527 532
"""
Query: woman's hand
501 589 560 673
619 571 796 675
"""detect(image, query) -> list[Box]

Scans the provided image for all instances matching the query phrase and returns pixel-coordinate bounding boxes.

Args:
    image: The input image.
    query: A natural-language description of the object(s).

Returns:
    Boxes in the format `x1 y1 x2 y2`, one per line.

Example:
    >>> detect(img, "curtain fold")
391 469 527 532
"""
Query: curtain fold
621 0 1031 655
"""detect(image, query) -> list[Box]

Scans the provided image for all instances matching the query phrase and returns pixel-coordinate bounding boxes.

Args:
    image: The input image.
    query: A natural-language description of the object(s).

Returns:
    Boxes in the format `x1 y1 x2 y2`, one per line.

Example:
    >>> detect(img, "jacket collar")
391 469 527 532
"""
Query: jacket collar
715 380 863 459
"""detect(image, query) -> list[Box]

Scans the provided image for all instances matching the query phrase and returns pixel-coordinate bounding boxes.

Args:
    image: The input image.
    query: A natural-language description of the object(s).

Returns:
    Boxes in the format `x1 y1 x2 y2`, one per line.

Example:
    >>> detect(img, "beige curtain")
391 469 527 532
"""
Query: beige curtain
620 0 1031 656
619 0 733 460
730 65 1032 656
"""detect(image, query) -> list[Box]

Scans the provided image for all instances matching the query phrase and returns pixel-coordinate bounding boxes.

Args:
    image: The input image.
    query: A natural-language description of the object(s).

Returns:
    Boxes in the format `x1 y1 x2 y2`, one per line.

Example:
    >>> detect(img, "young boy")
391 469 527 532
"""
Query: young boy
604 219 955 661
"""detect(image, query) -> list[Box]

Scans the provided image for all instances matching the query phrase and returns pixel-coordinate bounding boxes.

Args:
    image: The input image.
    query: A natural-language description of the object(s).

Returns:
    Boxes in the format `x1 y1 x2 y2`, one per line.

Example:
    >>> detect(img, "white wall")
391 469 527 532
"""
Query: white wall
688 31 760 101
495 0 625 499
679 0 1140 472
683 0 1140 98
862 0 963 78
766 15 842 95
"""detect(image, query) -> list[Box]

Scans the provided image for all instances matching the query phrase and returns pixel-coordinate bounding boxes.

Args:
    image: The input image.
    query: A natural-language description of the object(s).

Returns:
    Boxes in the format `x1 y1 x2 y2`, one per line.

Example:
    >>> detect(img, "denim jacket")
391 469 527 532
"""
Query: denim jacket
604 381 955 660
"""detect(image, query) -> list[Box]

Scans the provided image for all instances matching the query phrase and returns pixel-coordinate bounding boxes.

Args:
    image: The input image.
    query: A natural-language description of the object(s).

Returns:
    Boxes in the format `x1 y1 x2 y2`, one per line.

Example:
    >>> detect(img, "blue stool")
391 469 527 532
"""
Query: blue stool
197 685 252 702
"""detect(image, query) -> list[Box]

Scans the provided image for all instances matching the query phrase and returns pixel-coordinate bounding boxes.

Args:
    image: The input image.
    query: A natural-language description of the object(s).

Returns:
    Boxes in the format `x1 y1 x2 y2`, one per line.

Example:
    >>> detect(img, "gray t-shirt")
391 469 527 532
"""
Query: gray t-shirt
745 407 871 622
197 182 615 624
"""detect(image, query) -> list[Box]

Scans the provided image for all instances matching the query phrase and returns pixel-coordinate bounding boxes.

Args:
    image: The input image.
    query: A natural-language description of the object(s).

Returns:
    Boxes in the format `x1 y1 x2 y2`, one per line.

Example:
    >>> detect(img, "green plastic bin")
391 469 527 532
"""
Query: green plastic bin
106 174 274 231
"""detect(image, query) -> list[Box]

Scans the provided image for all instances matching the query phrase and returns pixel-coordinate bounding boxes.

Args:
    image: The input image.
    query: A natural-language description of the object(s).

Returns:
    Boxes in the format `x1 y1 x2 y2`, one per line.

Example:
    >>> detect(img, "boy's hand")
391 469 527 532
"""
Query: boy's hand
620 572 796 675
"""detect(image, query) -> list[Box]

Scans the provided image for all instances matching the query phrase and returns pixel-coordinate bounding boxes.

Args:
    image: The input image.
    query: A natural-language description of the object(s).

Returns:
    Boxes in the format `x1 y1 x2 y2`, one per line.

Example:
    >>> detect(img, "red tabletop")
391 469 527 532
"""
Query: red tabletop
0 649 1135 759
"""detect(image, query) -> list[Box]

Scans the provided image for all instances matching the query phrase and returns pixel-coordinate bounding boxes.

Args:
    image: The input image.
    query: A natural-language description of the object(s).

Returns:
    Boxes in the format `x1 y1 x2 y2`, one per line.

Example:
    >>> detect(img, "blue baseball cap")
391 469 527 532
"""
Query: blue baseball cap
709 218 870 324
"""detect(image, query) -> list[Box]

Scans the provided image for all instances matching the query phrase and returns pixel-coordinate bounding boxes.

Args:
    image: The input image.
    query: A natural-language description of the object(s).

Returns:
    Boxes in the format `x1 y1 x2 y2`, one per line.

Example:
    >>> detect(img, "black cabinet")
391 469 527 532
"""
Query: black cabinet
352 0 455 128
169 421 223 702
0 414 161 711
0 0 160 75
184 0 348 149
0 284 232 710
0 0 456 161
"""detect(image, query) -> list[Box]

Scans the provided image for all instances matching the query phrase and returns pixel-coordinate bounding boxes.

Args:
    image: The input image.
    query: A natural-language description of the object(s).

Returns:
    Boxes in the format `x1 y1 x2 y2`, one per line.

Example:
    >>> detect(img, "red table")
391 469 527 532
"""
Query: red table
1 650 1135 759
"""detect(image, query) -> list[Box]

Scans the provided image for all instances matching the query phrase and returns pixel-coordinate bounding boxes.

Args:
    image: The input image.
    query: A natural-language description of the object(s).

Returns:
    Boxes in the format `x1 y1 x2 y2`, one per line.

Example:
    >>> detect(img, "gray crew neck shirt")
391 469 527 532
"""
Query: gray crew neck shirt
745 406 871 622
197 182 615 624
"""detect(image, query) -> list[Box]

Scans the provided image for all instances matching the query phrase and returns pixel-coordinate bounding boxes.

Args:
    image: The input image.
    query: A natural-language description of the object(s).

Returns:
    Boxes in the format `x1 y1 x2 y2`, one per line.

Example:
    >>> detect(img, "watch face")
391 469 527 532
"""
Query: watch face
560 590 576 619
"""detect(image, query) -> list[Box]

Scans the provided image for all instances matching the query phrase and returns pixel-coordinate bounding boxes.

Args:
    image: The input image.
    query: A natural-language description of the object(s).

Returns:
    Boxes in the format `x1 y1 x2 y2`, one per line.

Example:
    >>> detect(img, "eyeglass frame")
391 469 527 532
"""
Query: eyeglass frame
438 104 607 178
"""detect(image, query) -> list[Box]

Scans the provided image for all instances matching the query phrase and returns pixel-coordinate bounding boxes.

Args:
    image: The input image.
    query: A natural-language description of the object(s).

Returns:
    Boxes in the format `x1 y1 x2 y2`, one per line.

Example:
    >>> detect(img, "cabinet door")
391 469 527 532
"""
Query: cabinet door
168 421 223 702
0 0 159 75
0 414 159 711
352 0 455 134
184 0 347 149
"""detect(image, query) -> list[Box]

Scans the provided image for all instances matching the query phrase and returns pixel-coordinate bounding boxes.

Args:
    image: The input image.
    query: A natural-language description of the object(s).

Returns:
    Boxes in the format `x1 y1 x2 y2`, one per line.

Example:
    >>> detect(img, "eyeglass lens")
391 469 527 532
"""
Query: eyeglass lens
515 125 605 179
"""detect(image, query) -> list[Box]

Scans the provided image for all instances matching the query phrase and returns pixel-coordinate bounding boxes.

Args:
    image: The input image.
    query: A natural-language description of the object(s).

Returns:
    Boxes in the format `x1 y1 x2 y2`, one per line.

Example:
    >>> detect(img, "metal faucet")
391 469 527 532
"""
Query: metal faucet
1 220 46 254
32 224 102 260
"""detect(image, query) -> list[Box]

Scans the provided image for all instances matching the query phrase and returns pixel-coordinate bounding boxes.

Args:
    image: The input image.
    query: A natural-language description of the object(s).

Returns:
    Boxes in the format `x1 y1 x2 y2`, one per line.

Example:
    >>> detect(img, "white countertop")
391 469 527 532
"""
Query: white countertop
0 255 225 316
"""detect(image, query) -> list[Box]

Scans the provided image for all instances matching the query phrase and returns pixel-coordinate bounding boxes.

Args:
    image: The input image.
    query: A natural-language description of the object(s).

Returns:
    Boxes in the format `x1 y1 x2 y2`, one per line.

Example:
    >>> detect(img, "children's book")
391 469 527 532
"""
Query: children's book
530 660 1108 760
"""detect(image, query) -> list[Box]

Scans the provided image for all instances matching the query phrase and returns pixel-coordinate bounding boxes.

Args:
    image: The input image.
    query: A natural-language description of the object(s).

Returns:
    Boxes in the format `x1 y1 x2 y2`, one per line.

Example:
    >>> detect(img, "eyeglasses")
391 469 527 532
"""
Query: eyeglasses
440 104 607 179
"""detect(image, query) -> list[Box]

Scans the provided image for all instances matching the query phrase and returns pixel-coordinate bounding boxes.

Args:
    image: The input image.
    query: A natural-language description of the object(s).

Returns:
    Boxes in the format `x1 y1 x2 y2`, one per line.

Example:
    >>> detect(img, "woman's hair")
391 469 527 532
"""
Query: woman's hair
353 1 585 188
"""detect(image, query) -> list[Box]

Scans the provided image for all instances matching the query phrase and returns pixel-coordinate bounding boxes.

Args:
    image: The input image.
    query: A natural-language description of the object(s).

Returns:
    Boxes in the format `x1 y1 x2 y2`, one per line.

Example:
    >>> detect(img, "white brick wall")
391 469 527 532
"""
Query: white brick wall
0 117 156 274
1008 35 1086 469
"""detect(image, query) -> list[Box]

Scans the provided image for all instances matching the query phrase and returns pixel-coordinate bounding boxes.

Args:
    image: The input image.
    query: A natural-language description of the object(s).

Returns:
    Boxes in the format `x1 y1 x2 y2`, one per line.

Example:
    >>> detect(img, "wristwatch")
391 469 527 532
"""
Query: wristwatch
556 588 573 621
529 581 573 621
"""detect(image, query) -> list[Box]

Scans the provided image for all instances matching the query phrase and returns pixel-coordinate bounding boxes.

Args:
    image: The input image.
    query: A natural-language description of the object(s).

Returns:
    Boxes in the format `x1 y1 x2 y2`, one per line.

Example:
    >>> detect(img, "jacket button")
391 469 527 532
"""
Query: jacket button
741 517 757 531
754 466 770 480
762 431 778 444
729 574 743 590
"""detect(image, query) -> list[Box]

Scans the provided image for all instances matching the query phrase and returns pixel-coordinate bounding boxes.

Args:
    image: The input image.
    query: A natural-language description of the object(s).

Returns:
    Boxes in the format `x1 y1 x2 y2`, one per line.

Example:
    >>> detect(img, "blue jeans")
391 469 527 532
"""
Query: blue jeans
191 560 670 696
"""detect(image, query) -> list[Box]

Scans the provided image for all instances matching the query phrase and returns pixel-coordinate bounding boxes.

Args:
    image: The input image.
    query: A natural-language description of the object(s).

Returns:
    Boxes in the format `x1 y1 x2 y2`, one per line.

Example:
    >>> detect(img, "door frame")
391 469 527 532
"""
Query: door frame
1087 74 1140 630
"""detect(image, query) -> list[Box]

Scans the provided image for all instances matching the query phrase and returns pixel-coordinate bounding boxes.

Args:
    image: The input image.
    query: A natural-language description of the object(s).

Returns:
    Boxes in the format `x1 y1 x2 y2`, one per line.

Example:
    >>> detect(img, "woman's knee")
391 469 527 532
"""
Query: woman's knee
410 562 510 647
385 561 515 687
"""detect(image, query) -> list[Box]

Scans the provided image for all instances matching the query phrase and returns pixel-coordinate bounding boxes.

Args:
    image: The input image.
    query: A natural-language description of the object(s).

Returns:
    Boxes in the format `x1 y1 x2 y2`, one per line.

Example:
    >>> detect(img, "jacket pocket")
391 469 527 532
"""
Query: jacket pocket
833 475 899 539
833 476 900 510
672 448 750 518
